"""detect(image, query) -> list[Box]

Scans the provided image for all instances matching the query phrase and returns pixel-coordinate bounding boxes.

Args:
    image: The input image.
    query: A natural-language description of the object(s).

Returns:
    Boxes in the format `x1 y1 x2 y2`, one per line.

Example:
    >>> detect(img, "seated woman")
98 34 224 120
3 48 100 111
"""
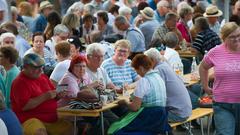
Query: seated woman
58 55 118 134
0 46 20 108
108 54 171 135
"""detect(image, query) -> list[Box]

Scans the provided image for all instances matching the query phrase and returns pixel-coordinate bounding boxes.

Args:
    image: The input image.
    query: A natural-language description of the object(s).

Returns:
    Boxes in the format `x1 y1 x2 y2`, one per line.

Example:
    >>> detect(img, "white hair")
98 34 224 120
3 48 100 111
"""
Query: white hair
118 6 132 16
67 2 84 14
177 1 190 15
144 48 164 63
86 43 105 55
84 3 96 15
157 0 169 9
0 32 16 46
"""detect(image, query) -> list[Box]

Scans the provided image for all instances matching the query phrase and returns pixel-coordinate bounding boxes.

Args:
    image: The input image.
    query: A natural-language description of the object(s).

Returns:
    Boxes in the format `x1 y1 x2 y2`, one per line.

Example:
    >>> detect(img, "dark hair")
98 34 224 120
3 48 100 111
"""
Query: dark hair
109 5 119 14
137 2 149 12
97 11 109 24
192 13 203 24
67 35 84 51
0 46 19 64
68 55 87 73
0 22 18 35
47 10 61 26
32 32 44 42
131 54 153 70
83 14 94 23
195 17 209 30
230 15 240 25
55 41 71 58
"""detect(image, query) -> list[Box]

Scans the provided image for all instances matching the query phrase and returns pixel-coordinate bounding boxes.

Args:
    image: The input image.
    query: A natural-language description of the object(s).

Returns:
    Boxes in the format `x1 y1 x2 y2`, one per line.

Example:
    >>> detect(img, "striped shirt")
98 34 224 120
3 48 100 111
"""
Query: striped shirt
203 44 240 103
192 29 221 55
101 58 138 87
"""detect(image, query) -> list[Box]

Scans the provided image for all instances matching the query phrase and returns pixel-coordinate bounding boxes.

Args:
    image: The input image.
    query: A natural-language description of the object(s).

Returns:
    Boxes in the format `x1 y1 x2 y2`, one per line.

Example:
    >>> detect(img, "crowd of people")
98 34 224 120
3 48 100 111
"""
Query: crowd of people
0 0 239 135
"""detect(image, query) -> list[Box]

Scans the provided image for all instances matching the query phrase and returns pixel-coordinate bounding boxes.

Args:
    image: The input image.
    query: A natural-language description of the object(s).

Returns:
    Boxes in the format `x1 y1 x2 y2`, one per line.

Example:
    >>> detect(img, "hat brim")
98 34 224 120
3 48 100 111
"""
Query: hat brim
40 5 53 11
140 10 154 20
203 10 223 17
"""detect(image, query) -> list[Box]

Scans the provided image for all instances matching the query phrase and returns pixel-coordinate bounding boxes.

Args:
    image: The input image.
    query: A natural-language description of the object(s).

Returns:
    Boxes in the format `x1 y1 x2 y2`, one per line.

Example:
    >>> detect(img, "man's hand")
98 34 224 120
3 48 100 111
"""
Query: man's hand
46 91 57 99
56 90 67 100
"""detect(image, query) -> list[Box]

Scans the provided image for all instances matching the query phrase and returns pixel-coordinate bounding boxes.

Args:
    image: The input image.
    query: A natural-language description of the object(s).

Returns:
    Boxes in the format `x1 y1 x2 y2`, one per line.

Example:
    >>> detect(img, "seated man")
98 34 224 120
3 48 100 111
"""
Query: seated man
86 43 117 90
145 48 192 122
10 53 73 135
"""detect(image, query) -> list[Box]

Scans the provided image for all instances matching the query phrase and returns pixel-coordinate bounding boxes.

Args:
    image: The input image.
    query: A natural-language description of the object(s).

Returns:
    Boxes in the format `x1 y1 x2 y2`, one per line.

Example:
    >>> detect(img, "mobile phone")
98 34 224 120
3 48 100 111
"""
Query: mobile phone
56 84 68 92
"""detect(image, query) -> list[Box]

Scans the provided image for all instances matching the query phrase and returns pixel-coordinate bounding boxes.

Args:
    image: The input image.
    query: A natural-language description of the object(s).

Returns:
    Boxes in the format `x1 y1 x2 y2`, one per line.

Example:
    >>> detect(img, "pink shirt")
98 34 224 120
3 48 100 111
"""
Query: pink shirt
203 44 240 103
177 21 191 43
58 71 91 107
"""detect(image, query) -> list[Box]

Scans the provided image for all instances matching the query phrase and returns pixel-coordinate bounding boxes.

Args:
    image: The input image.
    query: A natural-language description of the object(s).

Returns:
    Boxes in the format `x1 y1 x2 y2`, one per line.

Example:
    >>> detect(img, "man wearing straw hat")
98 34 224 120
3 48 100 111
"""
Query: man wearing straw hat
32 1 53 33
137 7 159 49
203 5 223 35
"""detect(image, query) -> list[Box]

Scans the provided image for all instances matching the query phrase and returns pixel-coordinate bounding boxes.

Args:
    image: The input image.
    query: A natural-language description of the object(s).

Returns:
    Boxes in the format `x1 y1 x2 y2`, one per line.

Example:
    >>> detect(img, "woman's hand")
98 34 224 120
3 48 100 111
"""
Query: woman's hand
203 87 213 95
89 81 104 90
56 90 67 100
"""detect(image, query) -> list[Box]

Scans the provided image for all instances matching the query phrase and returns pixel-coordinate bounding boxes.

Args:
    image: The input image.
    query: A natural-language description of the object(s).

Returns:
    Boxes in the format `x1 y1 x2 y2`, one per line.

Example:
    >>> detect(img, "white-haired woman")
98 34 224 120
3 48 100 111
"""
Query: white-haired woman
0 33 16 47
177 4 193 44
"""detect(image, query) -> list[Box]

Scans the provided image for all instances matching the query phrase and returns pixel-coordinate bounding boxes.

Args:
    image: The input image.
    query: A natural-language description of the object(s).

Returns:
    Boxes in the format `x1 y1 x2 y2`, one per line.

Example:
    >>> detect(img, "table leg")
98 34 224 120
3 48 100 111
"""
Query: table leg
74 116 77 135
101 112 105 135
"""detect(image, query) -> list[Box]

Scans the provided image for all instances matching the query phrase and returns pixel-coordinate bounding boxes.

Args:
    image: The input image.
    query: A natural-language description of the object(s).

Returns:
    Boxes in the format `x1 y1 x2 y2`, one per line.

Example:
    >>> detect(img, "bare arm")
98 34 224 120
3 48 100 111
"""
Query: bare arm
22 91 56 111
119 96 142 112
199 60 213 95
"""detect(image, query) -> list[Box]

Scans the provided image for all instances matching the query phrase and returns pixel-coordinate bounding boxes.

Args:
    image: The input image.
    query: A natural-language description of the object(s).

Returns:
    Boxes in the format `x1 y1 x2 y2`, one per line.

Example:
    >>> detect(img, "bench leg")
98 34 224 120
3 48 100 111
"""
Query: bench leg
184 122 193 135
199 118 205 135
207 114 213 135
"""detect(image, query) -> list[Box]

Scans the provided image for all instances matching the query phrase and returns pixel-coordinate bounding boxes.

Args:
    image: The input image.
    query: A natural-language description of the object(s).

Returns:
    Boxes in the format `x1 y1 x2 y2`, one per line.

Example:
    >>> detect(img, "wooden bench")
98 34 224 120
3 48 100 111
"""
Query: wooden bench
170 108 213 135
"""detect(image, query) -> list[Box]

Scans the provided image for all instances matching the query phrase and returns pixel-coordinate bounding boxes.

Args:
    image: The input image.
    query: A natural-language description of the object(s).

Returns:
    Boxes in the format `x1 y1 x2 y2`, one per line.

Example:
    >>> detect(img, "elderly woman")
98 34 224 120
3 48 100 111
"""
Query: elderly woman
0 32 16 47
177 5 193 44
101 39 139 89
0 46 20 108
144 48 192 123
108 54 170 134
58 55 118 134
199 22 240 135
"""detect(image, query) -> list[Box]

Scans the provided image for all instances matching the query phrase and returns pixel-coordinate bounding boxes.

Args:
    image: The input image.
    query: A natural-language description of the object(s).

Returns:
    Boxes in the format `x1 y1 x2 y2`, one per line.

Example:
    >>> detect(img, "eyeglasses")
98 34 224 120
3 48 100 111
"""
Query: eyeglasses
4 41 14 44
228 34 240 41
117 49 129 53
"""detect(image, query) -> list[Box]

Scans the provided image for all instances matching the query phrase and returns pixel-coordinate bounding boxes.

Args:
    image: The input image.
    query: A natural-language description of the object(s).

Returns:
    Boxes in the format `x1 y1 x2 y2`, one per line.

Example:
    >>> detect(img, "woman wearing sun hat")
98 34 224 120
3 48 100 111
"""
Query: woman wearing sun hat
203 5 223 35
199 22 240 135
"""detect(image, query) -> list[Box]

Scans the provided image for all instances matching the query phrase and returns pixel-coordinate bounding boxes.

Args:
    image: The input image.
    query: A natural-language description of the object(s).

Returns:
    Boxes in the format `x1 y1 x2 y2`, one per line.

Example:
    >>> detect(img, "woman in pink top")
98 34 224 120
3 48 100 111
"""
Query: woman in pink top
199 22 240 135
58 55 102 107
177 5 193 45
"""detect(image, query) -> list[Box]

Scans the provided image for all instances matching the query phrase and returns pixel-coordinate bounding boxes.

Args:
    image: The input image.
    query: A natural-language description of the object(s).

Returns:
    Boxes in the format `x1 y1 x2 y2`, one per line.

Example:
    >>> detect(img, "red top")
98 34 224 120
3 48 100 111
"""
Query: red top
10 72 57 123
177 21 191 43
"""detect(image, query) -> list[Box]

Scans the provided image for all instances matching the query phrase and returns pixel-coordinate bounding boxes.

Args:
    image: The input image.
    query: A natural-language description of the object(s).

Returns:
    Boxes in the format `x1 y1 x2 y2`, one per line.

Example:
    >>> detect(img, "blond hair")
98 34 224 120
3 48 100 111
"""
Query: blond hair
114 39 131 50
221 22 239 41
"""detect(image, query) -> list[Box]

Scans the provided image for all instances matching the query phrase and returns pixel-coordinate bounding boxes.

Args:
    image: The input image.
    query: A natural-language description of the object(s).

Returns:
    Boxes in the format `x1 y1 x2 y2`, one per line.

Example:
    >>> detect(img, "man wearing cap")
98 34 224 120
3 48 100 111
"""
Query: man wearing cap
10 53 73 135
32 1 53 33
136 7 159 49
203 5 223 35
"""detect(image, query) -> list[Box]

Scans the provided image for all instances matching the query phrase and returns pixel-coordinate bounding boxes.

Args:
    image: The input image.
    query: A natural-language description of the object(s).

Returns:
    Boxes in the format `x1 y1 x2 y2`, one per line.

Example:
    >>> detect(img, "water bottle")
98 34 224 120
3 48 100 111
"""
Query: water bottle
191 57 198 80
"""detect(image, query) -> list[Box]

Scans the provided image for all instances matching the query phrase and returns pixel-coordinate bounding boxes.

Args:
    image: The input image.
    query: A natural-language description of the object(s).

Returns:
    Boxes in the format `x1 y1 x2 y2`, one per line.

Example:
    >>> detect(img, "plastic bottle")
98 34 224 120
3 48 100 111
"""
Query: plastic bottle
191 57 198 80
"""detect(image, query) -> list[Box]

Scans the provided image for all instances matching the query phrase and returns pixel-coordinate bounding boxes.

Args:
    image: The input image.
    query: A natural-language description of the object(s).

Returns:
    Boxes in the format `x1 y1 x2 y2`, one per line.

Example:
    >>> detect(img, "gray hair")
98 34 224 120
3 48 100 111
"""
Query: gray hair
67 2 84 14
178 5 193 18
0 32 16 46
114 15 128 25
118 6 132 16
157 0 169 9
53 24 70 35
84 3 95 15
86 43 105 56
164 32 179 48
195 17 209 30
165 12 178 22
144 48 164 63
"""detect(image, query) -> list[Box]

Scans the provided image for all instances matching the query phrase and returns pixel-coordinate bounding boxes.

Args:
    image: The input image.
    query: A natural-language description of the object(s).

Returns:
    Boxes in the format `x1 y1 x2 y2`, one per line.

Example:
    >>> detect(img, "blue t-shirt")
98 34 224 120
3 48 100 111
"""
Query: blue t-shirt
101 58 138 87
0 109 23 135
